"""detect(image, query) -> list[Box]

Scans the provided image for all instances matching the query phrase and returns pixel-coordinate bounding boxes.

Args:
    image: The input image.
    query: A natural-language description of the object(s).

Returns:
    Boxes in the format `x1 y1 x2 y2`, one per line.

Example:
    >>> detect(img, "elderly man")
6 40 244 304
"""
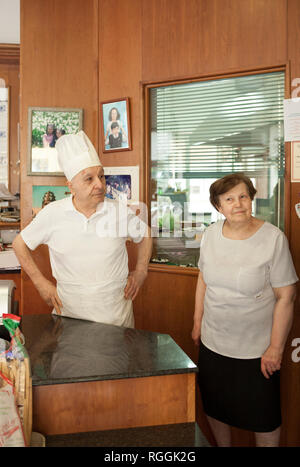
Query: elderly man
13 131 152 327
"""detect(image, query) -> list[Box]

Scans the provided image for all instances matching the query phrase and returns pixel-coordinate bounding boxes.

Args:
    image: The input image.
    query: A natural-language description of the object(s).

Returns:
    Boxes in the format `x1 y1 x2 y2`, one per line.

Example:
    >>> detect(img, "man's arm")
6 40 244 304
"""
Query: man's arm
12 234 62 314
124 226 153 300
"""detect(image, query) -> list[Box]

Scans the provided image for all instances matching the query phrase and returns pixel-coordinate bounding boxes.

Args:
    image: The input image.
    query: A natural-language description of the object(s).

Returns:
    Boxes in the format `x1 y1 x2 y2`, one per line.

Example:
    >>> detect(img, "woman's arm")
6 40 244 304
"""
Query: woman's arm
261 284 297 379
191 271 206 346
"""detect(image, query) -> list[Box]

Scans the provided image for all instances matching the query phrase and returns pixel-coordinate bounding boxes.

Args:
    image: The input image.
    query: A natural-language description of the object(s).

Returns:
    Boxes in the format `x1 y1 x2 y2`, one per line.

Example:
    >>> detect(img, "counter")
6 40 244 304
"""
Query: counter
21 314 198 436
22 314 197 385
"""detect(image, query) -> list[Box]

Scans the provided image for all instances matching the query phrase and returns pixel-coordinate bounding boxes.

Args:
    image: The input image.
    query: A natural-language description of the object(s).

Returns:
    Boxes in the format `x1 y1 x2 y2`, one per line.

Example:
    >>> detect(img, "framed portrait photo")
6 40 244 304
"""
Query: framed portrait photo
27 107 83 176
104 166 139 204
101 98 132 153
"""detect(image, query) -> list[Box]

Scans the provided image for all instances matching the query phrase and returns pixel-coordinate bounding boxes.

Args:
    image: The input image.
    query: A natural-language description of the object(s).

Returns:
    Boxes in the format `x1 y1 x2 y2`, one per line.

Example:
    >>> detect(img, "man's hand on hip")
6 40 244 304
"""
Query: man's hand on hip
124 270 147 301
35 278 63 314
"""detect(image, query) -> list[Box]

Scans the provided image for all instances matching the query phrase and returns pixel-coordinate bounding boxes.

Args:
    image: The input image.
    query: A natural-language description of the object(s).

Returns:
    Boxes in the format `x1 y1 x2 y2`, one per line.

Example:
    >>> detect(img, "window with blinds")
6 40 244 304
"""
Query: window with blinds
149 71 285 267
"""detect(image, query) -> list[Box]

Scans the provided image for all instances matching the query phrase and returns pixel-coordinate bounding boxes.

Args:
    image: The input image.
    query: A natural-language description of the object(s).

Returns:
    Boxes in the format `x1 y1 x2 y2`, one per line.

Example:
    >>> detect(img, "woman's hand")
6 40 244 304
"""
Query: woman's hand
261 345 282 379
191 322 201 346
35 277 63 315
192 271 206 347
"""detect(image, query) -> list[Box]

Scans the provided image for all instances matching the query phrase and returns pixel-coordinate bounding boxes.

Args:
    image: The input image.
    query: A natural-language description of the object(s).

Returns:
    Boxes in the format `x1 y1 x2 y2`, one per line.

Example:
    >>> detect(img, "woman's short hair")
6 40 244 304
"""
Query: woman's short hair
209 173 257 210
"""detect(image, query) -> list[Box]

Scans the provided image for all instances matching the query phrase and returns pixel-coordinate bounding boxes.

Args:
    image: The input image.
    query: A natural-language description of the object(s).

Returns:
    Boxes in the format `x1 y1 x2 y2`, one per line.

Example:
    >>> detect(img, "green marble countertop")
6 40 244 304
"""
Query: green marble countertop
21 314 197 386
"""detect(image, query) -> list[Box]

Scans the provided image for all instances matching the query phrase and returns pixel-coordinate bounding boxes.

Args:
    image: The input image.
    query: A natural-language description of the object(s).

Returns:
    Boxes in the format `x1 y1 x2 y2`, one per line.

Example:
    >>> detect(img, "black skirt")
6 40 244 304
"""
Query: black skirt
197 341 282 433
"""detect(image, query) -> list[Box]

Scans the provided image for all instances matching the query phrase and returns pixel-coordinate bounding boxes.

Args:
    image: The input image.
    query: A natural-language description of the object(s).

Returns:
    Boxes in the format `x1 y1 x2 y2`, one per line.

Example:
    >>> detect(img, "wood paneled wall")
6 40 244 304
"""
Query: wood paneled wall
141 0 287 80
20 0 99 315
20 0 300 446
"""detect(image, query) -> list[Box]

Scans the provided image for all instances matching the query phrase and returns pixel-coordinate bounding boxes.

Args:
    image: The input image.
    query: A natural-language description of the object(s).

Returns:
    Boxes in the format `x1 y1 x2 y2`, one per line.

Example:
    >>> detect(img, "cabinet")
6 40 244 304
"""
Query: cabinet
0 271 21 313
0 221 20 247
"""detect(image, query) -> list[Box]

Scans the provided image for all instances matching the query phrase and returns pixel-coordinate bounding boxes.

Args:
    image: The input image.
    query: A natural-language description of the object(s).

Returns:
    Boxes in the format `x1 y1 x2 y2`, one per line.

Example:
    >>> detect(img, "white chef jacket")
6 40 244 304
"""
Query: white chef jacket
198 220 298 359
21 196 147 327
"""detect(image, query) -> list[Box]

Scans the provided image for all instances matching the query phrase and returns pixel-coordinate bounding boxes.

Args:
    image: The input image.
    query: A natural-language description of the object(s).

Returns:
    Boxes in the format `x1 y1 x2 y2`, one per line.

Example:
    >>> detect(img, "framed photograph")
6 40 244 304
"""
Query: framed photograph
32 185 70 218
101 98 132 152
28 107 83 176
104 166 139 203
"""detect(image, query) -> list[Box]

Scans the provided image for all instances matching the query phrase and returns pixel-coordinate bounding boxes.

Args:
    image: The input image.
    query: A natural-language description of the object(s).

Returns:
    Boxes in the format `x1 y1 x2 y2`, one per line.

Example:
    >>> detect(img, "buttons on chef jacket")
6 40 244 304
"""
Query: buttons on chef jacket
83 212 103 232
83 219 89 232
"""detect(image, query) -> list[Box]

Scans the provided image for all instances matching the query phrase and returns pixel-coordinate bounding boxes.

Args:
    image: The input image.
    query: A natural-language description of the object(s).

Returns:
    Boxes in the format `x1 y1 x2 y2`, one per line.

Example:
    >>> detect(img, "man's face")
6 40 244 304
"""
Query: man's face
69 166 106 207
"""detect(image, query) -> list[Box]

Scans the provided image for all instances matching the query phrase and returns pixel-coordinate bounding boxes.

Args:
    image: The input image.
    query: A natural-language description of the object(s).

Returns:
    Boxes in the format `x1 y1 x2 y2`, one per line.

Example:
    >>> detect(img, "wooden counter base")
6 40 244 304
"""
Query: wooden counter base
33 373 196 435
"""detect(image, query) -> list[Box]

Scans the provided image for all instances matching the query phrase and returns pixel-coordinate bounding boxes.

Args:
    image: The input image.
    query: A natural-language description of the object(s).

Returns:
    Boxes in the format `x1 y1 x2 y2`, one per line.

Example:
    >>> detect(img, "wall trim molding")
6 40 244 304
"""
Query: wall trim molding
0 43 20 64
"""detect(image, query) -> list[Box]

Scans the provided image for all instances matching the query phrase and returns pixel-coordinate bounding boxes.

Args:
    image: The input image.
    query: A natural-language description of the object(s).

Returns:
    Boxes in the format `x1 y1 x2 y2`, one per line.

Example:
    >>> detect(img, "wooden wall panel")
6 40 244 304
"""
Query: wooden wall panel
20 0 99 315
281 0 300 447
288 0 300 277
99 0 142 172
19 0 300 446
141 0 287 82
20 0 99 224
134 267 199 365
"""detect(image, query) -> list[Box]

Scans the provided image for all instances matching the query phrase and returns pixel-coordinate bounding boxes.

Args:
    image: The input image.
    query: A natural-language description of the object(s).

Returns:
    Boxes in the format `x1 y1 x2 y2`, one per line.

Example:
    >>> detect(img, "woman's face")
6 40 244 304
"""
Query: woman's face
217 182 253 224
111 108 118 120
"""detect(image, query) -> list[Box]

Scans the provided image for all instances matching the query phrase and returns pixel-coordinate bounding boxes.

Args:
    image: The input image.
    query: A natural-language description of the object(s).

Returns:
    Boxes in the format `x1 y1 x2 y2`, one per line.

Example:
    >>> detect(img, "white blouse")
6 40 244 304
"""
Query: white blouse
198 220 298 359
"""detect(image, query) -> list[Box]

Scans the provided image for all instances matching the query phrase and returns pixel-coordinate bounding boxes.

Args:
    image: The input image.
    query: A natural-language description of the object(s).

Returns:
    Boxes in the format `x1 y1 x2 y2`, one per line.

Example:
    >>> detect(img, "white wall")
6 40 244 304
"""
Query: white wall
0 0 20 44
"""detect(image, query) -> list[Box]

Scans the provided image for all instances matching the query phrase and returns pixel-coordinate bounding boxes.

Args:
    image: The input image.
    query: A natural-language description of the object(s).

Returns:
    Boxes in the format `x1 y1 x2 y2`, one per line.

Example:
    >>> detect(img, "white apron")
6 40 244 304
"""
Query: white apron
52 279 134 328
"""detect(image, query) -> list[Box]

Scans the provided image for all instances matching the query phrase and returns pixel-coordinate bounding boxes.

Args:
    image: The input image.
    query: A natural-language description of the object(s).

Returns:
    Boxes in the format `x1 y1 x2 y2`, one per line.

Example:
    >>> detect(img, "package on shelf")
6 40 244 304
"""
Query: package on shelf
0 314 32 447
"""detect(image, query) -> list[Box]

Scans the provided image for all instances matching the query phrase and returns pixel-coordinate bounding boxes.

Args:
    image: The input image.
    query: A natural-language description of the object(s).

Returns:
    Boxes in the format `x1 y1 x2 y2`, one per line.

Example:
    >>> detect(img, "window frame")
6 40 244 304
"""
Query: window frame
143 64 291 273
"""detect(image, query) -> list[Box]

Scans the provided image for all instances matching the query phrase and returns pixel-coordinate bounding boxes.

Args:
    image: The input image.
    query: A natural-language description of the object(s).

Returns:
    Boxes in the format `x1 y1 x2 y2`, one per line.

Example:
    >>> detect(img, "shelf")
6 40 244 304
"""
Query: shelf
0 222 20 229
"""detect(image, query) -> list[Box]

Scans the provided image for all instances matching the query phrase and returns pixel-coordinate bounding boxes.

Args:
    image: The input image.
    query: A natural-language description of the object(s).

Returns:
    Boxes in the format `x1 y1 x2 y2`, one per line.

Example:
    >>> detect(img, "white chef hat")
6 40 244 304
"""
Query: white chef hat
55 130 102 181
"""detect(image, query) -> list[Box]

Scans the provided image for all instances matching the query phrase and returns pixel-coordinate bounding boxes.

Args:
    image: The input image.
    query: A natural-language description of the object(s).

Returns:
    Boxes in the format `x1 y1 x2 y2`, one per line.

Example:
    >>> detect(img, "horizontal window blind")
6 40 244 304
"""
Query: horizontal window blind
150 72 285 179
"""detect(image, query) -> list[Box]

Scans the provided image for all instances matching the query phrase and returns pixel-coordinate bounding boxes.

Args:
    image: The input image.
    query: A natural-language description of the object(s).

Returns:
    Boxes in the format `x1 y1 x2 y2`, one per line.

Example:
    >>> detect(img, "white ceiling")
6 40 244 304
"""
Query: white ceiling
0 0 20 44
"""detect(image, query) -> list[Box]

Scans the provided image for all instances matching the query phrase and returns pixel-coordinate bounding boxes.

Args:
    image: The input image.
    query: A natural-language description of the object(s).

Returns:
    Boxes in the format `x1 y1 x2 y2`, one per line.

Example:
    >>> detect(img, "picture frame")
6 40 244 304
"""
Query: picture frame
100 98 132 153
27 106 83 176
104 166 139 204
32 185 70 218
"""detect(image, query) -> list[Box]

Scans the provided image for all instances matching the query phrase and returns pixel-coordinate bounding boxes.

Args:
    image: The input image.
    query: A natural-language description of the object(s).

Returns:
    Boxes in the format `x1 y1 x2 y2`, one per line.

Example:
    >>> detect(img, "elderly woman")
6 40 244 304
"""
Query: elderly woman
192 173 298 447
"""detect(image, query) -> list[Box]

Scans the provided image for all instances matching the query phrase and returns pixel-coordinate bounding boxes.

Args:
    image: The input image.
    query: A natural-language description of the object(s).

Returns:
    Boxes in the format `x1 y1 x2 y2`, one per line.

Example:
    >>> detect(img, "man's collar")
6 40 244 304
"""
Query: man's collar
64 195 76 212
64 195 108 215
